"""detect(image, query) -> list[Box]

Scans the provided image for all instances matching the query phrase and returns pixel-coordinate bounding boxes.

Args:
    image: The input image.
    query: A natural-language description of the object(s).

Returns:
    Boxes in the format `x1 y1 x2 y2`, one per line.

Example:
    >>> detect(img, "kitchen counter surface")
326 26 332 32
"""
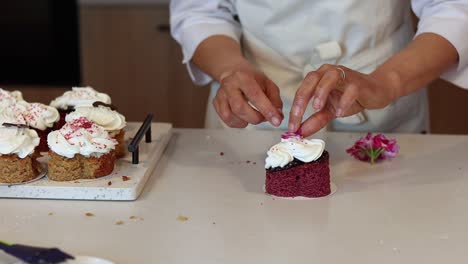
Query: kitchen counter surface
1 129 468 264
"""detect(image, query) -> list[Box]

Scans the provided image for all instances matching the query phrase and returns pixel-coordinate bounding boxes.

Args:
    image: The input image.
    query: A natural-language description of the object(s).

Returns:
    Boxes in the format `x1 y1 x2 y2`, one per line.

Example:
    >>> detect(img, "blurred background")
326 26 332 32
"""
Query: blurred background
1 0 467 133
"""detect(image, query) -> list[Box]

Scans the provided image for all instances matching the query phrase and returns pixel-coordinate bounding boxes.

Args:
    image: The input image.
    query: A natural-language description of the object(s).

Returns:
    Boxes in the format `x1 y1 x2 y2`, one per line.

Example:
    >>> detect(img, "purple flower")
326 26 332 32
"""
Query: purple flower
346 133 399 164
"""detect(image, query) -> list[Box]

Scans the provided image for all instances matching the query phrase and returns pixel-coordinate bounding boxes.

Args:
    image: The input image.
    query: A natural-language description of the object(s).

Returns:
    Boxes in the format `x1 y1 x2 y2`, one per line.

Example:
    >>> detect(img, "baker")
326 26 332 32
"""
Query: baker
171 0 468 136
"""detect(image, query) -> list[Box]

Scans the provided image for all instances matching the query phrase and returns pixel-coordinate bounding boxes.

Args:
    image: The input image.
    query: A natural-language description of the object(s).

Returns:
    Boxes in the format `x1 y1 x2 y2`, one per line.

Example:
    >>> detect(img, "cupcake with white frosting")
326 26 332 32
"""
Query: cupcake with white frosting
0 123 41 183
66 104 127 158
0 101 59 152
50 87 112 128
47 117 117 181
265 132 330 198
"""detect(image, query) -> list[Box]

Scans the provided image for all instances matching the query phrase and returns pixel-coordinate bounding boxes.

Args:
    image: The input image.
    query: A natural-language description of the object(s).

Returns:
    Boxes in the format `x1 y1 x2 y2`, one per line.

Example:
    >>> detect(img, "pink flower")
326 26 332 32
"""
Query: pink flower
346 133 399 164
281 130 302 139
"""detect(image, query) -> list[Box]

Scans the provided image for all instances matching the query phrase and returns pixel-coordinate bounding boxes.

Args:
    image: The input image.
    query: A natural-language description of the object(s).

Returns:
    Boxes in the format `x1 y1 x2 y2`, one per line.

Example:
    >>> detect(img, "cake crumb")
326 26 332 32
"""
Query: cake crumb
219 152 224 156
177 215 189 222
260 202 263 206
212 222 216 225
107 181 112 186
74 181 80 183
122 176 130 181
246 160 251 163
85 213 94 217
115 221 124 225
253 162 257 165
129 216 144 221
48 212 54 216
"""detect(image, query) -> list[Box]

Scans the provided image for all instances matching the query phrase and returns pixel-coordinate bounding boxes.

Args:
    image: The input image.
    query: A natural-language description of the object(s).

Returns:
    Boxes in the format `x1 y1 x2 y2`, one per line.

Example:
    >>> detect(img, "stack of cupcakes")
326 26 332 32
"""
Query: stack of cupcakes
65 103 126 158
0 88 41 184
0 86 128 183
46 86 127 181
47 117 118 181
0 89 60 152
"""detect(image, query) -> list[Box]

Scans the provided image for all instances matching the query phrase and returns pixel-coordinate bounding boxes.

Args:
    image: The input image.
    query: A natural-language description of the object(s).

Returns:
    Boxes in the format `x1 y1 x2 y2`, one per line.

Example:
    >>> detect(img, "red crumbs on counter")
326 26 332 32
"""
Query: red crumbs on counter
122 176 130 181
220 152 224 156
107 181 112 186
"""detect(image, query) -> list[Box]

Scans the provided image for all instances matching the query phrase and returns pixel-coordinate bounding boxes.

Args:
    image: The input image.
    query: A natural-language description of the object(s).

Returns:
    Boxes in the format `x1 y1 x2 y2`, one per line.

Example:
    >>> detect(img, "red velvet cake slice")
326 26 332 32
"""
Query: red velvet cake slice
265 133 330 198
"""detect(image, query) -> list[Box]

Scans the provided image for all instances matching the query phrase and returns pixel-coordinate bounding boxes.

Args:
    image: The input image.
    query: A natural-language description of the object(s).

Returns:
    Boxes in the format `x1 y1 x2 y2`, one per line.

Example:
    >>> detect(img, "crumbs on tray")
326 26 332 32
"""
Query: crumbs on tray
122 176 130 181
115 221 124 225
177 215 189 222
85 212 95 217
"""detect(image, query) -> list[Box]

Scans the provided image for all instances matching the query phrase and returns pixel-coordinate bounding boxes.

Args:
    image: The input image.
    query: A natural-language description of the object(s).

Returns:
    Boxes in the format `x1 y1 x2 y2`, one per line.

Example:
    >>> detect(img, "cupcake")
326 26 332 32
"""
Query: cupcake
47 117 117 181
0 101 59 152
265 132 330 198
66 104 127 158
0 88 23 109
0 123 41 184
50 87 111 128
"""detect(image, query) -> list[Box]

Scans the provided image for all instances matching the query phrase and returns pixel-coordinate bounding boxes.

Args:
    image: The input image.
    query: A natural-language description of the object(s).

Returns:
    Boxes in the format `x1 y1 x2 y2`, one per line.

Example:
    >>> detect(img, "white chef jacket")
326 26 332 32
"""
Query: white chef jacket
170 0 468 132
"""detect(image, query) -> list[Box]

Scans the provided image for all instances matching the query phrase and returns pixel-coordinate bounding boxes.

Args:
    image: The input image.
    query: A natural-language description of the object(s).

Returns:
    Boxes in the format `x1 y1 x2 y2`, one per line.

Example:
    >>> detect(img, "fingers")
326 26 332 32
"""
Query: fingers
263 78 283 110
263 78 284 119
213 91 248 128
224 87 265 125
298 103 336 137
237 73 282 126
214 71 283 128
313 68 342 110
288 71 321 132
336 83 359 117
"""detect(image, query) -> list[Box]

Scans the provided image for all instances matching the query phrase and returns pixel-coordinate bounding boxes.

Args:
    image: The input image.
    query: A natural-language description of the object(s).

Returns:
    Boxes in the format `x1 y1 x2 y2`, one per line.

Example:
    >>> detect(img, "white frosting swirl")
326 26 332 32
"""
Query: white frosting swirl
65 105 126 132
265 137 325 169
50 87 111 110
0 88 23 108
0 101 59 130
47 117 117 158
0 126 40 158
0 103 28 125
21 101 60 130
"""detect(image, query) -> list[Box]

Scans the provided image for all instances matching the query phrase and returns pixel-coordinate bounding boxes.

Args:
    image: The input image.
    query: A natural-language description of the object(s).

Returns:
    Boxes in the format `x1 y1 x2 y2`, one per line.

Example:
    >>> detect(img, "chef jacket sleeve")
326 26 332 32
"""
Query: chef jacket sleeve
170 0 242 85
412 0 468 89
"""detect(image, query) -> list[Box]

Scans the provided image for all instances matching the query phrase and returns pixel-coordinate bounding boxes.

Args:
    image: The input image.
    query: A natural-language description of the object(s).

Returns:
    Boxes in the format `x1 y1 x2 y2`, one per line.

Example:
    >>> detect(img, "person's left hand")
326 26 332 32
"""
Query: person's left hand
288 64 399 136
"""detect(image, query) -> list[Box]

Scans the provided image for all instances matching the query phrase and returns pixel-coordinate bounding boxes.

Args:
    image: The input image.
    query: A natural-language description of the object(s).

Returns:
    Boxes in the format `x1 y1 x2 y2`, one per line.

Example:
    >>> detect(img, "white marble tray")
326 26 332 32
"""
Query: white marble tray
0 122 172 201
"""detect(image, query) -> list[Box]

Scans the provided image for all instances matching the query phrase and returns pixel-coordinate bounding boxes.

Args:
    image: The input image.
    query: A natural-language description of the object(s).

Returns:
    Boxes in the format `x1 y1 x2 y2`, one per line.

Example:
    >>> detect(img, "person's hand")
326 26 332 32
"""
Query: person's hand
213 61 284 128
288 64 399 136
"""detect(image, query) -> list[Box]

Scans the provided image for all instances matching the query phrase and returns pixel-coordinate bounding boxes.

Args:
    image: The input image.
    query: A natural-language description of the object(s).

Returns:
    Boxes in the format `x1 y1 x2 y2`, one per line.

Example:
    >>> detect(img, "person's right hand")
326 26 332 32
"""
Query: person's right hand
213 61 284 128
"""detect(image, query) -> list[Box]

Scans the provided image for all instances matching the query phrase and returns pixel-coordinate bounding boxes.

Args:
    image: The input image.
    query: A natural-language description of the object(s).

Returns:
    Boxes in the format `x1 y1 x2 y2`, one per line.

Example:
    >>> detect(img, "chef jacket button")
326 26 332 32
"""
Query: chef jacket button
313 41 343 62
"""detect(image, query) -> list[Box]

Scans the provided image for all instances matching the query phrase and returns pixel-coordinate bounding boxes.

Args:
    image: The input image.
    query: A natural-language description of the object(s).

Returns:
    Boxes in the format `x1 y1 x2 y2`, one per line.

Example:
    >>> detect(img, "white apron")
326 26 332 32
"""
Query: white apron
206 0 429 133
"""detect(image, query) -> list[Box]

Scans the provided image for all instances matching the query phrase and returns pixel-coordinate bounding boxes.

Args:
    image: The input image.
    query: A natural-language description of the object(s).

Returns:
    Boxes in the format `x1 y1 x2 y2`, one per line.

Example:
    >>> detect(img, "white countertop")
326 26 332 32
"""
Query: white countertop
1 129 468 264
